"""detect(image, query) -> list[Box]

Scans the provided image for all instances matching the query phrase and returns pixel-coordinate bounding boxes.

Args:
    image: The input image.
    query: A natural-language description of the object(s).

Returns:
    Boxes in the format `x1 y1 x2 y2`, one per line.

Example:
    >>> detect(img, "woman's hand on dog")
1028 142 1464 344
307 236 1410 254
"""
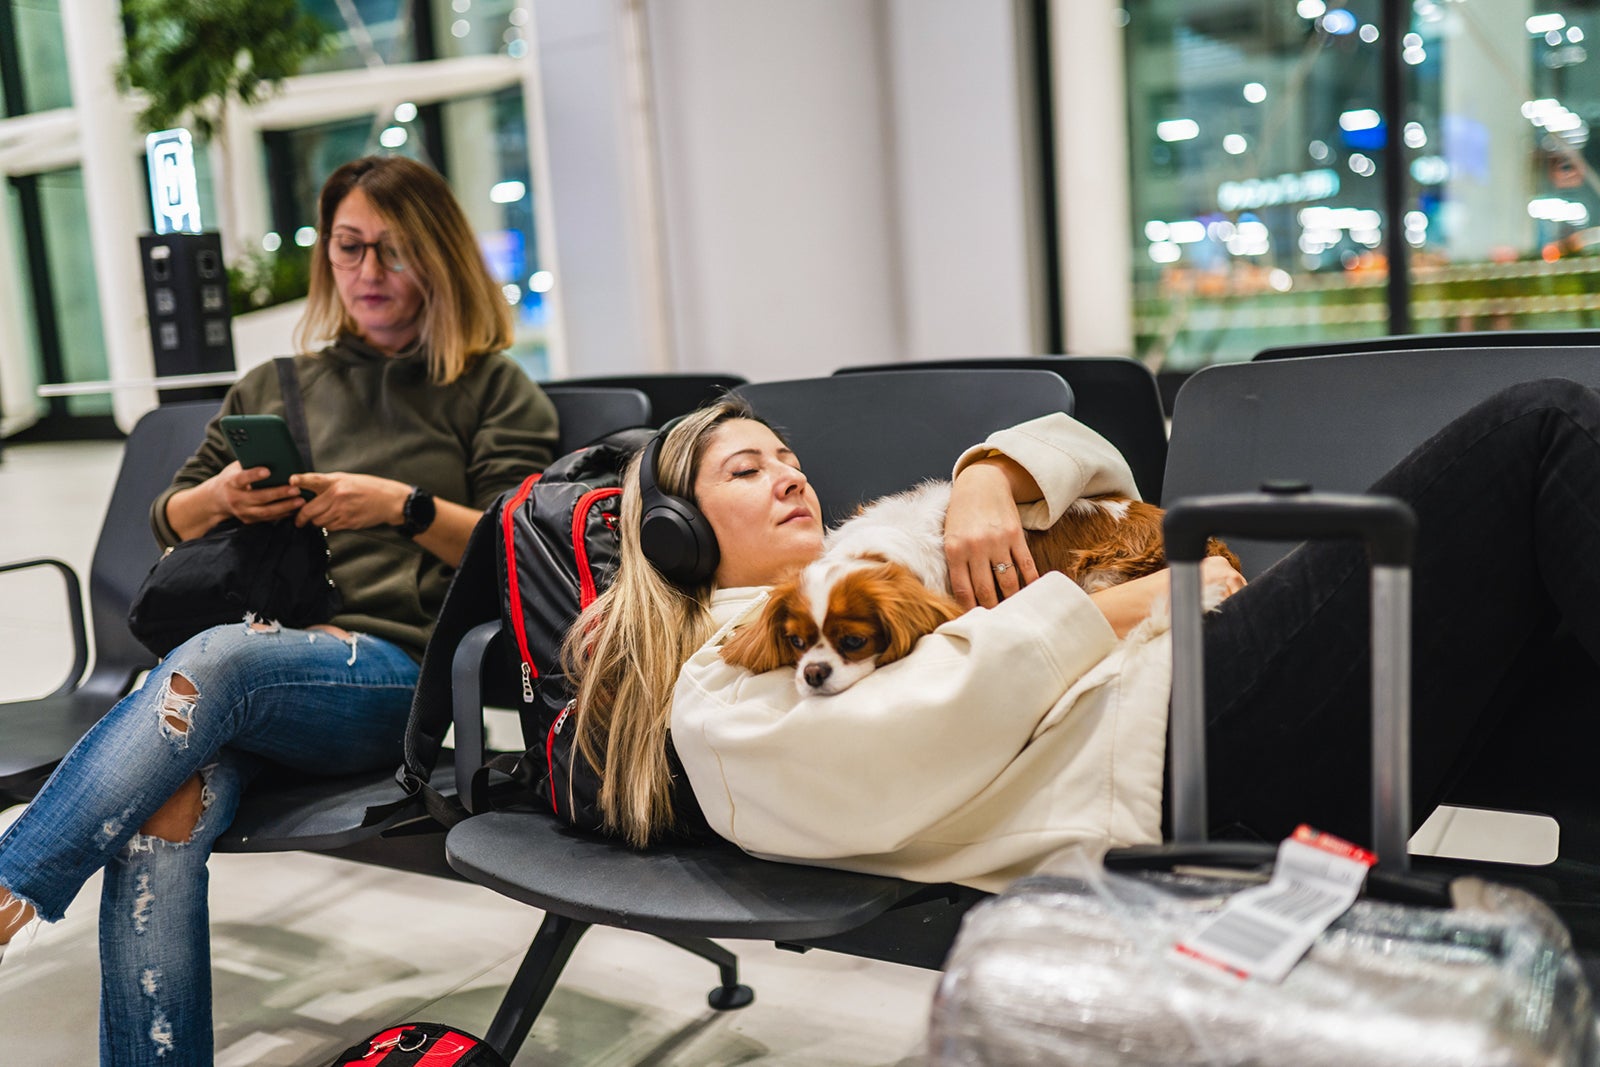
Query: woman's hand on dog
947 458 1041 609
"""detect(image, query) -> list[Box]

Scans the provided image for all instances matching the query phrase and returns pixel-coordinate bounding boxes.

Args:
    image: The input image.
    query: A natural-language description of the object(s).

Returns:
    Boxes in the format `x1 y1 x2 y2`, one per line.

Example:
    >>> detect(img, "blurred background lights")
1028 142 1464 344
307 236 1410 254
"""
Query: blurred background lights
1529 196 1589 223
1148 242 1181 264
508 39 527 58
1223 134 1248 155
1269 269 1293 292
509 6 527 24
1403 121 1427 148
1548 30 1565 46
1309 139 1330 160
1144 220 1170 242
1348 152 1376 176
1527 13 1568 35
528 271 553 293
1296 0 1326 19
501 283 522 305
393 102 418 123
379 126 408 148
1156 118 1199 142
294 226 317 247
489 180 527 204
1321 9 1358 35
1168 220 1207 244
1243 82 1267 103
1403 32 1422 48
1411 155 1450 183
452 0 470 11
1570 27 1586 43
451 19 470 37
1359 23 1379 43
1339 109 1381 131
261 233 282 252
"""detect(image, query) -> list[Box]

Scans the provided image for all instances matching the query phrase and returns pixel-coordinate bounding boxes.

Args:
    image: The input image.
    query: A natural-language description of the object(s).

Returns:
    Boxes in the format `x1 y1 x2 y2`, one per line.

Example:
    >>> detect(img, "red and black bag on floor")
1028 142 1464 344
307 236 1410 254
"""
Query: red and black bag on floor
329 1022 507 1066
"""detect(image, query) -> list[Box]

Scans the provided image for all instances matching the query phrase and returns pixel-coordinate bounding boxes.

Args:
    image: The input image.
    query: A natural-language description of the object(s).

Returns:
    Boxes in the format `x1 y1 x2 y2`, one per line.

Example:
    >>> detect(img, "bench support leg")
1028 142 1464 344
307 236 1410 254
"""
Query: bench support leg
651 933 756 1010
486 912 590 1059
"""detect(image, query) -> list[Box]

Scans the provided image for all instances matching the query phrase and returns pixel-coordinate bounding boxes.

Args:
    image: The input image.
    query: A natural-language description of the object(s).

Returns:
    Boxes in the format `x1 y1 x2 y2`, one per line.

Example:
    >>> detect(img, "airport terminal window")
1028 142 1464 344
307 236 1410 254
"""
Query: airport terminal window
0 0 72 114
1124 0 1600 371
259 88 547 376
298 0 419 71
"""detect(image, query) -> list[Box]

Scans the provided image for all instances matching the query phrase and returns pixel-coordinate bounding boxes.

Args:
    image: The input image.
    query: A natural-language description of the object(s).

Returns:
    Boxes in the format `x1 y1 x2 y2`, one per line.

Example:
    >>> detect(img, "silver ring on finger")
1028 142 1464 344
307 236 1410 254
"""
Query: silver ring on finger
993 561 1011 575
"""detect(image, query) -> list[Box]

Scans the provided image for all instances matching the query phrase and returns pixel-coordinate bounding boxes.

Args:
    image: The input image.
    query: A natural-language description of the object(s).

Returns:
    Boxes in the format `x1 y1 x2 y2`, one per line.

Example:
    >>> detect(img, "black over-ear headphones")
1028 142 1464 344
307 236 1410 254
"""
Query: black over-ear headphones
637 418 720 586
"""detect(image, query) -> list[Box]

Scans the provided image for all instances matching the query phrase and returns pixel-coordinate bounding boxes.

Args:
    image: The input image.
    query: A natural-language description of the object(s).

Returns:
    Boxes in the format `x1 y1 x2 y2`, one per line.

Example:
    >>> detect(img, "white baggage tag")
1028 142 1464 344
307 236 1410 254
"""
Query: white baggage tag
1172 825 1376 983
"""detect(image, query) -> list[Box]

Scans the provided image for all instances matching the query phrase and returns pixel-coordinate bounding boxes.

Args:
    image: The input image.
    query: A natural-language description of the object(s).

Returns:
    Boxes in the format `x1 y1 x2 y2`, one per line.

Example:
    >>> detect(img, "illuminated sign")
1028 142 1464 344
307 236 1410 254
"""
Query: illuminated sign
146 129 202 234
1217 168 1340 212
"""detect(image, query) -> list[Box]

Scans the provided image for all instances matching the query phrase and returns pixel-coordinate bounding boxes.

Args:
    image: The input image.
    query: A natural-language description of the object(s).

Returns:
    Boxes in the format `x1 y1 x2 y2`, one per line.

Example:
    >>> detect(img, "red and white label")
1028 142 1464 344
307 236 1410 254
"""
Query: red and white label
1172 824 1375 983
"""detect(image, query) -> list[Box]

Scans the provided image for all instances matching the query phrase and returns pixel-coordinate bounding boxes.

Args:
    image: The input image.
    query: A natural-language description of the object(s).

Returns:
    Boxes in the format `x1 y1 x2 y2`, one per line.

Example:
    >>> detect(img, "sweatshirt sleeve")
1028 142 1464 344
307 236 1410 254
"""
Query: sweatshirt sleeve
148 367 269 549
671 571 1119 860
950 412 1141 528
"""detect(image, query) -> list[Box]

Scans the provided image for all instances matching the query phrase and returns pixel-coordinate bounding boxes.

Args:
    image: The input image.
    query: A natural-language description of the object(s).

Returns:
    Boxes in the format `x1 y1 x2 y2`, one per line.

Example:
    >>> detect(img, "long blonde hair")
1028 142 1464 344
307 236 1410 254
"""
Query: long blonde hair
562 398 762 846
294 155 513 384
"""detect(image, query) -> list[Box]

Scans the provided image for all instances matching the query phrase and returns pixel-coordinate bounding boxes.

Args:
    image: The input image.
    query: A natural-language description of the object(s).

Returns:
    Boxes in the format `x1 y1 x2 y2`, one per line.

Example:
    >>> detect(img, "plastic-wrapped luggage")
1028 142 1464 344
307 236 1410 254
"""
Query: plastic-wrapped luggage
929 490 1598 1067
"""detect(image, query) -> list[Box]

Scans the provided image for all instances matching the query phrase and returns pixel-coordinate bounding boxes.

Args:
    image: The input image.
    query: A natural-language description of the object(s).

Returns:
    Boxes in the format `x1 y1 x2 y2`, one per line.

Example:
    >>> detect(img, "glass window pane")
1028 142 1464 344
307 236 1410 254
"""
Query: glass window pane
1125 0 1390 371
433 0 526 61
6 0 72 112
1408 1 1600 332
35 169 110 416
299 0 418 72
4 182 46 421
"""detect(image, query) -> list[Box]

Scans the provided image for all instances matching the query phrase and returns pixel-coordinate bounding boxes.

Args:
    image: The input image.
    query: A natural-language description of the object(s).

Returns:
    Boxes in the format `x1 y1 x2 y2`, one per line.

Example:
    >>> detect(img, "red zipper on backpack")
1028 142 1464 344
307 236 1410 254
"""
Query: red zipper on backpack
572 487 622 607
502 472 543 703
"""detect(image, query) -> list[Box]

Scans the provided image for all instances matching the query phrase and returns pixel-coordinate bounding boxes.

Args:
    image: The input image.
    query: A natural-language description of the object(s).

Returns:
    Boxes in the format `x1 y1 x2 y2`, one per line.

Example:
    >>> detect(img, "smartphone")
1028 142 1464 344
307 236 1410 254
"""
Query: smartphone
220 414 304 488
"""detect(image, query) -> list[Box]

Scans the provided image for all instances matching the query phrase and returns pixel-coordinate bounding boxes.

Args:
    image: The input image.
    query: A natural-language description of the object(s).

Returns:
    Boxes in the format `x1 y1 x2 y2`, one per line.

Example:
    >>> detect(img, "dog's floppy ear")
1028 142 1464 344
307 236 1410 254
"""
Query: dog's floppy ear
720 583 804 674
862 565 963 667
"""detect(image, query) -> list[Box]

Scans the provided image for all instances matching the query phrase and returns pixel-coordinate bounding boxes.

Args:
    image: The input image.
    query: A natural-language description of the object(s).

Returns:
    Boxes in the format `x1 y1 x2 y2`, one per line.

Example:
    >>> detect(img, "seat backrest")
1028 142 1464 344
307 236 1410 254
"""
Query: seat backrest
88 401 221 675
550 374 747 424
1253 330 1600 361
736 370 1075 524
543 386 652 452
1164 348 1600 575
835 356 1167 501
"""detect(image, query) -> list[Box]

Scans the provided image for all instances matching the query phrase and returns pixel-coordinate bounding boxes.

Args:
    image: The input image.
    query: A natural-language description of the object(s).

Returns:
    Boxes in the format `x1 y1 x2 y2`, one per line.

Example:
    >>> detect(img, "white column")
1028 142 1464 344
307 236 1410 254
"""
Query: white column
518 0 569 376
0 190 39 435
1052 0 1134 356
59 0 156 431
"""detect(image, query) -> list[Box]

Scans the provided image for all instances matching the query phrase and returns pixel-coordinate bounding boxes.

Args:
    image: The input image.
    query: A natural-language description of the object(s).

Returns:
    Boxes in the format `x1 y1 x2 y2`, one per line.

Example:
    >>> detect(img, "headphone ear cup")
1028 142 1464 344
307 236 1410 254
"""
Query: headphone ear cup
640 497 720 586
637 428 720 585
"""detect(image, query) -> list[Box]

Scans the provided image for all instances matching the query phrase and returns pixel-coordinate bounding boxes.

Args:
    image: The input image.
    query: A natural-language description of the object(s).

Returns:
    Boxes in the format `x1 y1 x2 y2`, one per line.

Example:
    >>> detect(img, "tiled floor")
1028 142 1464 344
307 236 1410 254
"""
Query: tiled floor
0 438 936 1065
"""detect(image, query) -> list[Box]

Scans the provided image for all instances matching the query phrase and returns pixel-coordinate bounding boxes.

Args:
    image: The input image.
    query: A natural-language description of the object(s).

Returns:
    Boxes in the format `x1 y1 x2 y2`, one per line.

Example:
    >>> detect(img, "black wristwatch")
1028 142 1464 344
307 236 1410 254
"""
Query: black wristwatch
398 486 436 538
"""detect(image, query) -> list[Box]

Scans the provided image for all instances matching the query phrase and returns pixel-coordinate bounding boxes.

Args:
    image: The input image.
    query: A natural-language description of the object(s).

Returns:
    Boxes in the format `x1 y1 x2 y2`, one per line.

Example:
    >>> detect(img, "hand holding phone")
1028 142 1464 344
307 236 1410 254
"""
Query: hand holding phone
221 415 304 488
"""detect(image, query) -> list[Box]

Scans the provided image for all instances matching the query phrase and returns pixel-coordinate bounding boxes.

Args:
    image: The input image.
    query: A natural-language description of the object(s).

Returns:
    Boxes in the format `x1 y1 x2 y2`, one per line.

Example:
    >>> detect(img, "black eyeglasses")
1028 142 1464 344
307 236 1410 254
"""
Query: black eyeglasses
327 236 407 273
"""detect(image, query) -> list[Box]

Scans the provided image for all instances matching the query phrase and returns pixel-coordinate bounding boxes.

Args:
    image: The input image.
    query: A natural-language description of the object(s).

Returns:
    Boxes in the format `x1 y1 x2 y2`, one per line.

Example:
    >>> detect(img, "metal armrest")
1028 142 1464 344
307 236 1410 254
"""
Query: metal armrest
450 620 503 813
0 557 88 697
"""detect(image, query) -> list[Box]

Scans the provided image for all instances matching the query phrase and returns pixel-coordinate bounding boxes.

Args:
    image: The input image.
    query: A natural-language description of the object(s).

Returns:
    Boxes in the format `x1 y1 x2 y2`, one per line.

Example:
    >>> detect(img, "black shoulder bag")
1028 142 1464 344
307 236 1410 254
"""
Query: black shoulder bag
127 358 342 658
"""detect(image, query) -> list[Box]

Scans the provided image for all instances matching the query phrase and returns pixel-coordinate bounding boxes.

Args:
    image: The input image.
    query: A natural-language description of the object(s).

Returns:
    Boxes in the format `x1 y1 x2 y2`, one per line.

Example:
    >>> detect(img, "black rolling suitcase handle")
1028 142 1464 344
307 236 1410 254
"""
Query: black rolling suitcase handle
1162 486 1417 874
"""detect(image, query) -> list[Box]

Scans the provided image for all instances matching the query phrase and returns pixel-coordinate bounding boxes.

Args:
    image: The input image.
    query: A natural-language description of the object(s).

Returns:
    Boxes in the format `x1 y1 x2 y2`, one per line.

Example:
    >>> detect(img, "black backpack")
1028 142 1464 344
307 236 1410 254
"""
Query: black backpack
385 427 652 832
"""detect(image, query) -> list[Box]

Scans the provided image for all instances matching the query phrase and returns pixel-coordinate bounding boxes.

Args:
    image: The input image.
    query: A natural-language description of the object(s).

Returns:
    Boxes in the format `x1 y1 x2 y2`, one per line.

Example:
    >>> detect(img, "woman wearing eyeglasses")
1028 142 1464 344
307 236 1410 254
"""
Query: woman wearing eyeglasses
0 156 556 1065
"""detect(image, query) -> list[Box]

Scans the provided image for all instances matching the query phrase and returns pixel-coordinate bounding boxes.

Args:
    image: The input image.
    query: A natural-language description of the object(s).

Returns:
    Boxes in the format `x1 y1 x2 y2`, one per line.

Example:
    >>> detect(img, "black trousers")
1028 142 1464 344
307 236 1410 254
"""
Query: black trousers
1196 378 1600 846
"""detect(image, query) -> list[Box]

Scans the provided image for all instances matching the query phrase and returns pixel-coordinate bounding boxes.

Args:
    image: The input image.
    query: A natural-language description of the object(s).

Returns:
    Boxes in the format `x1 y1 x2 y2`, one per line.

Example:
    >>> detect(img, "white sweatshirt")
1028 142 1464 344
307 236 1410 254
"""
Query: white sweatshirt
670 413 1172 892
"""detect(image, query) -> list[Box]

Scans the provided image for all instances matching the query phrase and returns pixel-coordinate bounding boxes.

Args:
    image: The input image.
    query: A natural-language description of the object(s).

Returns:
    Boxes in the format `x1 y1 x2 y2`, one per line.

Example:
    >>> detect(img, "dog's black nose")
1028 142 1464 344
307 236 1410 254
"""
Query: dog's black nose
804 663 832 688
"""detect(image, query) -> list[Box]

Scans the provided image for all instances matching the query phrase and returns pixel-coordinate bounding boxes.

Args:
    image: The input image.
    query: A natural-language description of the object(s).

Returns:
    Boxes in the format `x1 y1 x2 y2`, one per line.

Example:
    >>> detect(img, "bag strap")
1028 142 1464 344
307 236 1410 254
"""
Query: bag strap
273 356 314 469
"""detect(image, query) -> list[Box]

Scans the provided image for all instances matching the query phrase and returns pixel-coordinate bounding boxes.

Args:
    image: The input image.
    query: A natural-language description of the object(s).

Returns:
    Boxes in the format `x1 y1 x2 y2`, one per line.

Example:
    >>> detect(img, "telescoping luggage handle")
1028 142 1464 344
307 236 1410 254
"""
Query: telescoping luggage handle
1163 485 1417 874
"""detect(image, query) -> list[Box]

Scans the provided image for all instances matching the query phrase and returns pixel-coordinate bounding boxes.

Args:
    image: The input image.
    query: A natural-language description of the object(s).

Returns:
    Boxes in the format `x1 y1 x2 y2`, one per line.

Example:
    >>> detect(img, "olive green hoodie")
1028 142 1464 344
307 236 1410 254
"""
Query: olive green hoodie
151 335 558 660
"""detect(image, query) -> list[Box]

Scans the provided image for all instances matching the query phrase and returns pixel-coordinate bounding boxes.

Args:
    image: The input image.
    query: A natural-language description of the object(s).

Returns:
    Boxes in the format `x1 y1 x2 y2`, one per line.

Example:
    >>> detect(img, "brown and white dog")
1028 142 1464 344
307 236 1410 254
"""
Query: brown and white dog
719 481 1239 696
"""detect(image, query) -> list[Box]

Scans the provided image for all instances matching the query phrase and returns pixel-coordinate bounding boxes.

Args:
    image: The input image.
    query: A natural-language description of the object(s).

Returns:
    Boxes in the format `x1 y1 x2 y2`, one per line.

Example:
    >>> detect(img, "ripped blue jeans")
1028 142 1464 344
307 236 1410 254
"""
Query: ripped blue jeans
0 621 418 1066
